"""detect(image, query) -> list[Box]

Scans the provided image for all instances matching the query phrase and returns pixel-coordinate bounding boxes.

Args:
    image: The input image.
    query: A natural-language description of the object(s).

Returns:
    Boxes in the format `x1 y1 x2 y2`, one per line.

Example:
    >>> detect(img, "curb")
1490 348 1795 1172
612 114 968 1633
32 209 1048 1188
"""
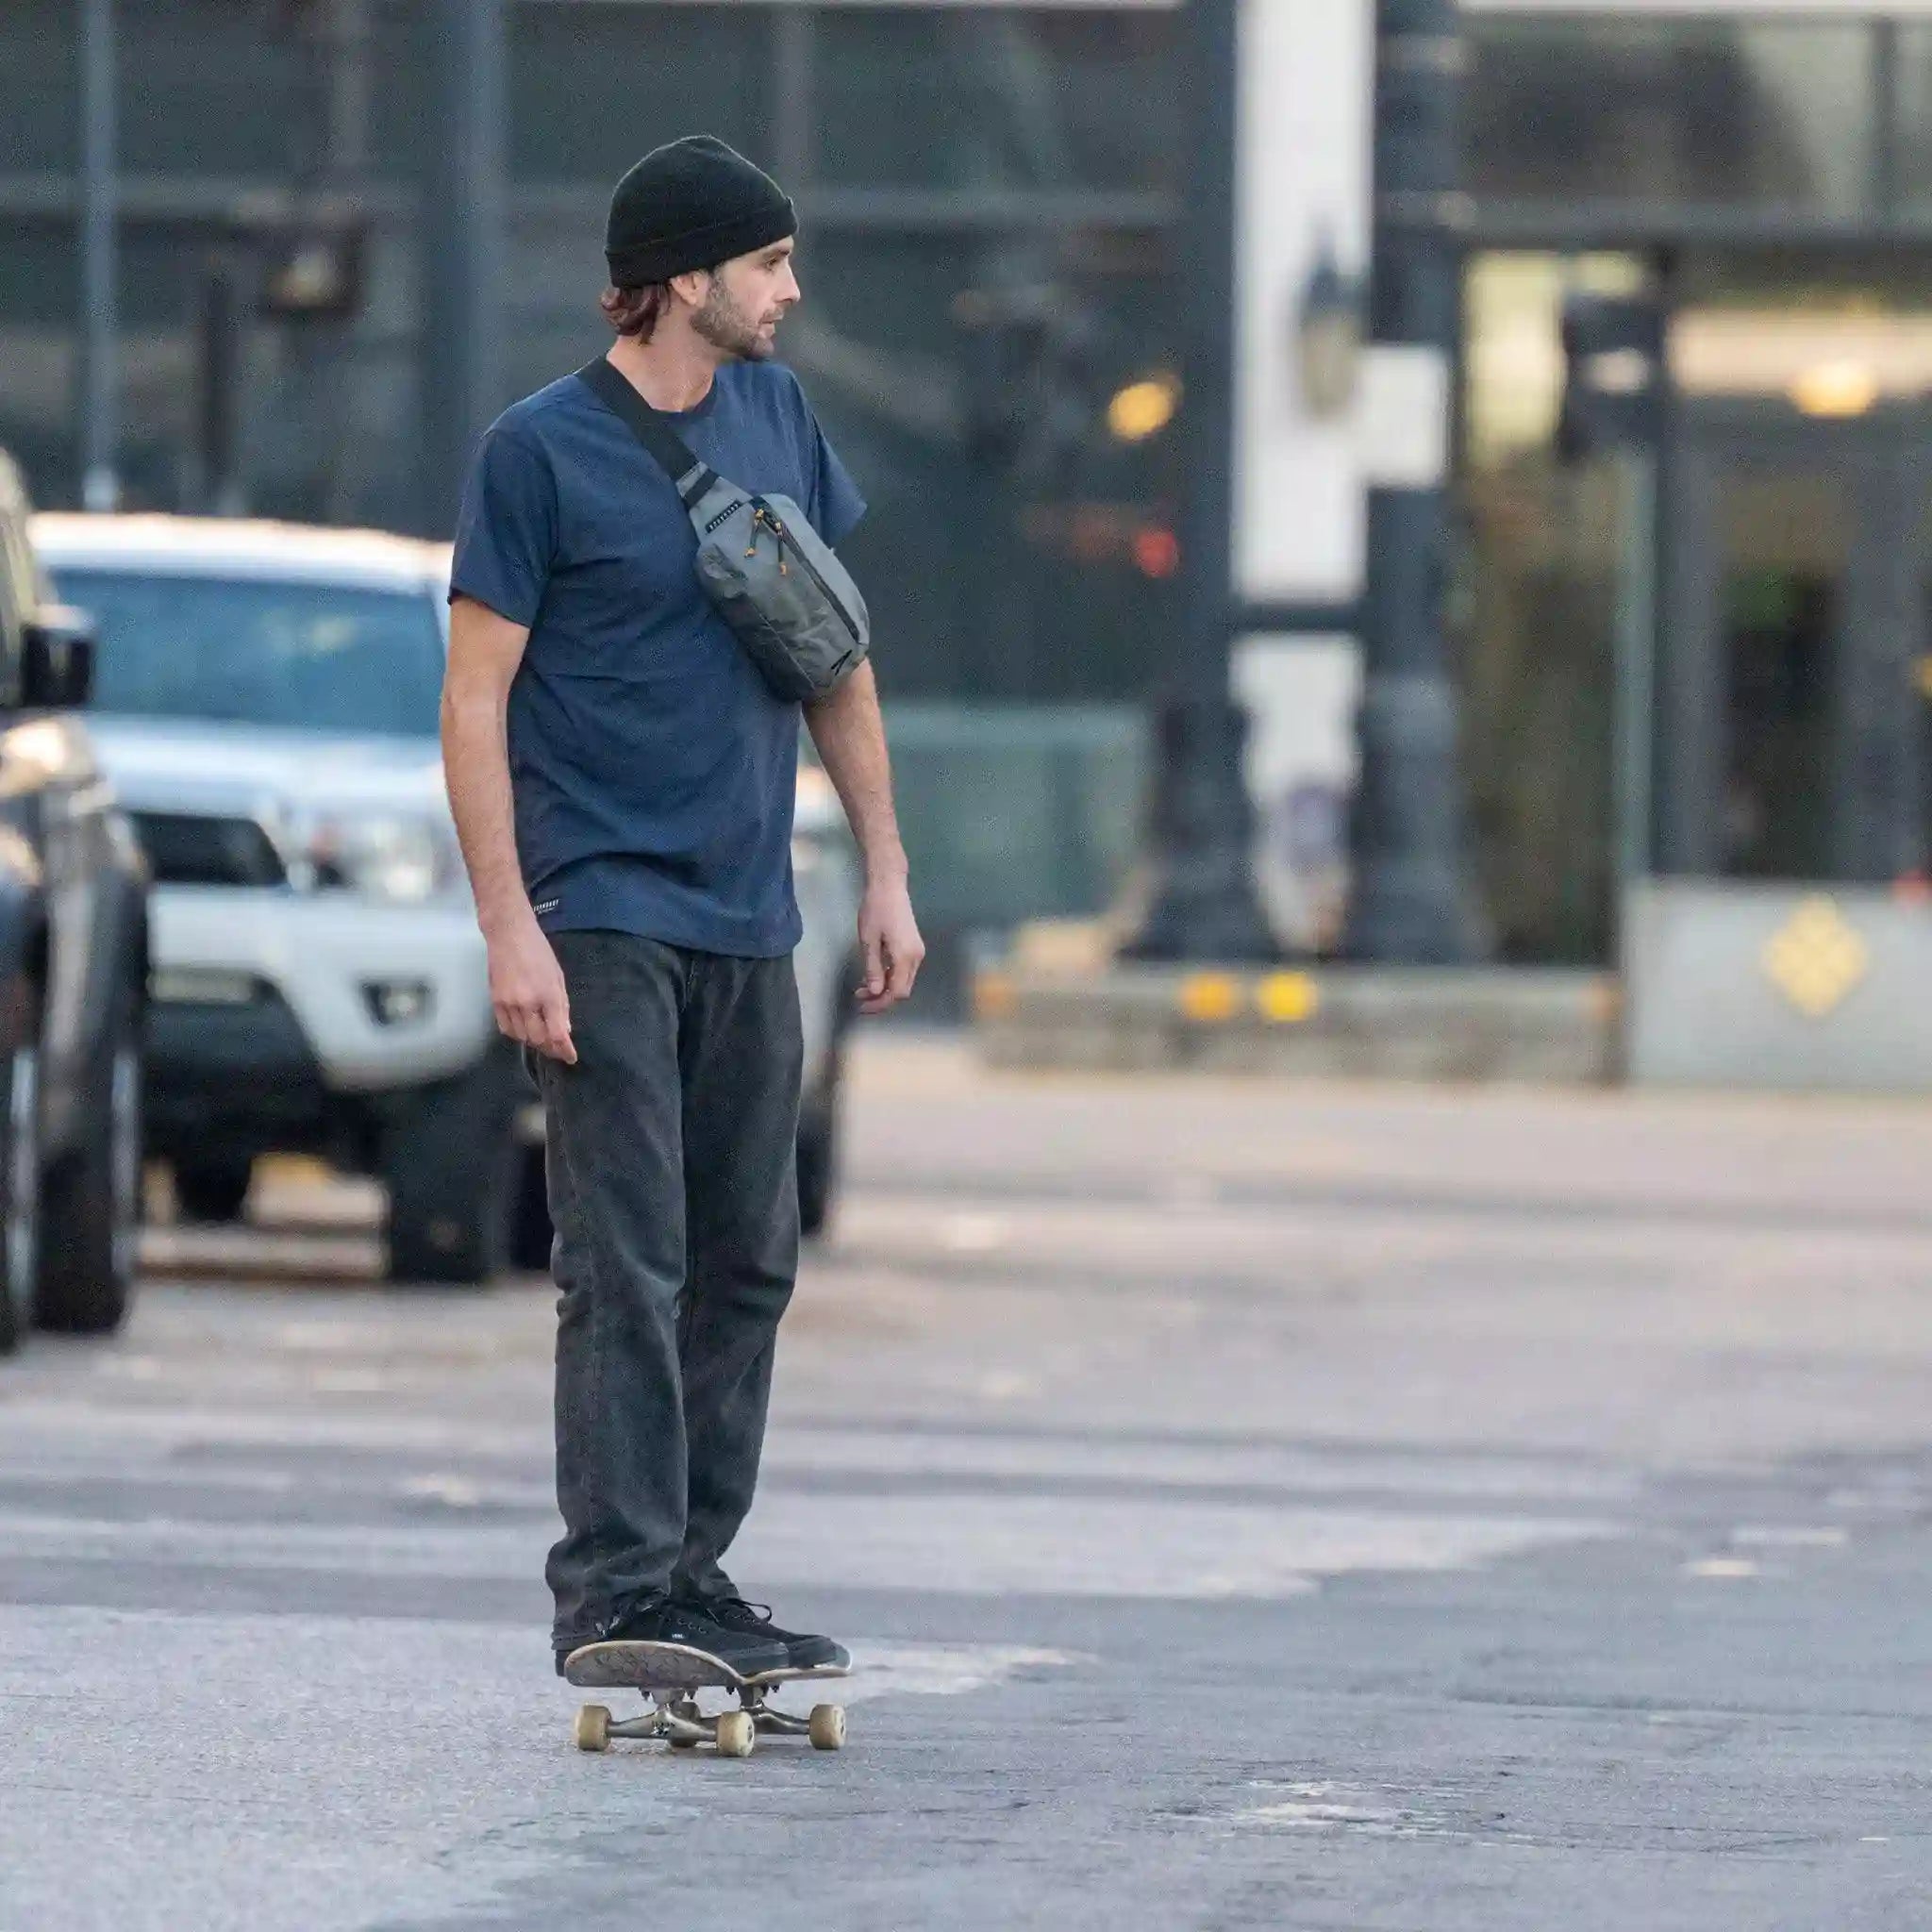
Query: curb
971 963 1622 1082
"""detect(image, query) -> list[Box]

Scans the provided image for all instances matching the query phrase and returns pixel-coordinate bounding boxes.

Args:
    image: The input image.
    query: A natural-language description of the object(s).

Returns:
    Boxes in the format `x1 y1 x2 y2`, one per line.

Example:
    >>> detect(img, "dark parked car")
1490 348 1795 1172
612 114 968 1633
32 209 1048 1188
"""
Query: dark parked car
0 452 151 1355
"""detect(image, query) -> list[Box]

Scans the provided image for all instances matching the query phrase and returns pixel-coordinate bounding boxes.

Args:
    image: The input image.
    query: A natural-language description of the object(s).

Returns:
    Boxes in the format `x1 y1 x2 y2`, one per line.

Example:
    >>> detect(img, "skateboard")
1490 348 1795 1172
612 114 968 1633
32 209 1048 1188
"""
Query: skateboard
562 1640 849 1758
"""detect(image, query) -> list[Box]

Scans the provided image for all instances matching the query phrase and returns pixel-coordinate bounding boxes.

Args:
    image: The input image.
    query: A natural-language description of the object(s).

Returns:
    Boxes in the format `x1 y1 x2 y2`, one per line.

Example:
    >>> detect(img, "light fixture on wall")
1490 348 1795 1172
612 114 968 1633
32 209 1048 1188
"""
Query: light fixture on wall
1294 229 1363 423
258 223 367 322
1790 358 1879 420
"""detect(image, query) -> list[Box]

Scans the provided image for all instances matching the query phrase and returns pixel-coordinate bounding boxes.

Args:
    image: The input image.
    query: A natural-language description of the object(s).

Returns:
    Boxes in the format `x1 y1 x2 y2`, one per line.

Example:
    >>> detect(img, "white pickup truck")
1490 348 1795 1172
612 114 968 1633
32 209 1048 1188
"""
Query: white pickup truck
33 514 862 1283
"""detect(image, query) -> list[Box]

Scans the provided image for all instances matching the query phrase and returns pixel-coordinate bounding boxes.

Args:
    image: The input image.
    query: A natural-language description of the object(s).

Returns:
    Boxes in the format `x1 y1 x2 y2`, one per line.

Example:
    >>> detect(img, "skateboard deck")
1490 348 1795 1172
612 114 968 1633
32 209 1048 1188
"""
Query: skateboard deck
562 1640 849 1758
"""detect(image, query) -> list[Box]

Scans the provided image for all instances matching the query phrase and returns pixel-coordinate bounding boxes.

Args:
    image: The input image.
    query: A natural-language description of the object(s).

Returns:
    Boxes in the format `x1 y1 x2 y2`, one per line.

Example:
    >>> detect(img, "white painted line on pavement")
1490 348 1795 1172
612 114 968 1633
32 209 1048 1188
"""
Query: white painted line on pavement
0 1493 1614 1601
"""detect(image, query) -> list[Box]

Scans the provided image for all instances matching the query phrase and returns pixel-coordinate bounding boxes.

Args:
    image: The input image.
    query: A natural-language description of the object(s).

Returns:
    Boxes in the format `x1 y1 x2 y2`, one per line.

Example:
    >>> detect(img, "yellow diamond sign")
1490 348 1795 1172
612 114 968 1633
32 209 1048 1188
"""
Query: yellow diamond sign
1762 896 1869 1019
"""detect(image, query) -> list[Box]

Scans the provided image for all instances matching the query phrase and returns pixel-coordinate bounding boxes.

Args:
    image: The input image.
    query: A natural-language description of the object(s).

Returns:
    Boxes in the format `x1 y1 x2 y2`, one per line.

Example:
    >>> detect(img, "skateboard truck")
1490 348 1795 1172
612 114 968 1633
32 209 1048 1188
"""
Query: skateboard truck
564 1640 848 1759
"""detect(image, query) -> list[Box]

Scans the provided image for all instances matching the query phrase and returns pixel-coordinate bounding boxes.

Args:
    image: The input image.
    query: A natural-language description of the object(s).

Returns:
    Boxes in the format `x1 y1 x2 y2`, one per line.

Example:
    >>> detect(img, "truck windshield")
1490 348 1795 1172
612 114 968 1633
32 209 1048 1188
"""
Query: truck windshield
48 568 445 740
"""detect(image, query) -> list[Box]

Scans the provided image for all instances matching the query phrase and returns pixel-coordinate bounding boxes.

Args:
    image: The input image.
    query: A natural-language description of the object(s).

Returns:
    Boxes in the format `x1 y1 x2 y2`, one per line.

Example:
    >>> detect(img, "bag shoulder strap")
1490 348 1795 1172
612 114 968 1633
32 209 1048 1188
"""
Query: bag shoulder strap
575 358 719 510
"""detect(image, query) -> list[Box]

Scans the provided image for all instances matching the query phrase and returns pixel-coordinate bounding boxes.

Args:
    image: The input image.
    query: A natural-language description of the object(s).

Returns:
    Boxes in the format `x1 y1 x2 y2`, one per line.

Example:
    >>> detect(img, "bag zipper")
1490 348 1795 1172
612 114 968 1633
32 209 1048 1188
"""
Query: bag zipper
743 505 786 574
746 499 862 646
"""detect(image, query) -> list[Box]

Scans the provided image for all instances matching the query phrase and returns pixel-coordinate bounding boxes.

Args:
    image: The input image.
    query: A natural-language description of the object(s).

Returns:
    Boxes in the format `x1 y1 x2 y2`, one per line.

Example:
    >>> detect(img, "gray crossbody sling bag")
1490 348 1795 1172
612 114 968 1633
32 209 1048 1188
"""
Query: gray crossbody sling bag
578 358 870 703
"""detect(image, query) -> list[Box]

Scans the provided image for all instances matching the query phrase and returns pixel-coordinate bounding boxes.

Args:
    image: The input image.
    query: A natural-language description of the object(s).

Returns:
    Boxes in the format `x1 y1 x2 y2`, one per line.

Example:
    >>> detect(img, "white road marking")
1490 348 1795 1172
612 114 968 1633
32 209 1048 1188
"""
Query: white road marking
0 1495 1612 1601
1730 1525 1846 1548
1684 1557 1760 1579
842 1643 1081 1701
0 1407 1639 1505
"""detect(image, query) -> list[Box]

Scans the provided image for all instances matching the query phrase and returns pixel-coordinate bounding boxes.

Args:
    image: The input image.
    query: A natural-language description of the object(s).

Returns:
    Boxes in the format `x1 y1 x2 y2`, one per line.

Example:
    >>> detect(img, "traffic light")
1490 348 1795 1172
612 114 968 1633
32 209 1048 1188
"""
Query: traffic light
1557 291 1665 460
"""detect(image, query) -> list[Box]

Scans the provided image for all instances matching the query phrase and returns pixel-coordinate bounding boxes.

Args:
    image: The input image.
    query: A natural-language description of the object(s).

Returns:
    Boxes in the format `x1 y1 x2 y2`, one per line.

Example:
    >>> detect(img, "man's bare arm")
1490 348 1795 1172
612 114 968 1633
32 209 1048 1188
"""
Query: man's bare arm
805 658 924 1012
441 595 575 1062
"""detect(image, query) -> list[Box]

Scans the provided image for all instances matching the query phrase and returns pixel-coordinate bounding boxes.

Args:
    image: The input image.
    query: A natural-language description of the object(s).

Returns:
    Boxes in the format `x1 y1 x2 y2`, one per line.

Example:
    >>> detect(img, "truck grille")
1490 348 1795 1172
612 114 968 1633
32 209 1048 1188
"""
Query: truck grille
130 810 288 888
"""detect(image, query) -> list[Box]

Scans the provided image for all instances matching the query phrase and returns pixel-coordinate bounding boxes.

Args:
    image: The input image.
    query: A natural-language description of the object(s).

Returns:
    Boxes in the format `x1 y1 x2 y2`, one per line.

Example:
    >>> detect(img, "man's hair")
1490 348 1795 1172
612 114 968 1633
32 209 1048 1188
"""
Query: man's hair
600 282 673 341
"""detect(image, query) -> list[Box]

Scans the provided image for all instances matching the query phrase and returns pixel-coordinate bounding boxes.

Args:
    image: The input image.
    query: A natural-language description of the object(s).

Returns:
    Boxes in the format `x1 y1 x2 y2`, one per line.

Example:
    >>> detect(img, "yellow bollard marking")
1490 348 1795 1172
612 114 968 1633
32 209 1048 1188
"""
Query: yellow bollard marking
1176 973 1243 1023
1255 972 1320 1024
973 970 1019 1022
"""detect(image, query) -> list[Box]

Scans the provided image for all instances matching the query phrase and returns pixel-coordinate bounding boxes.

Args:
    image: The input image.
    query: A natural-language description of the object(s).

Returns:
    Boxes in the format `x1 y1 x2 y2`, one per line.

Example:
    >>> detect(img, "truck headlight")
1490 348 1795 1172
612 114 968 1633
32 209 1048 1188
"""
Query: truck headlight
295 810 462 904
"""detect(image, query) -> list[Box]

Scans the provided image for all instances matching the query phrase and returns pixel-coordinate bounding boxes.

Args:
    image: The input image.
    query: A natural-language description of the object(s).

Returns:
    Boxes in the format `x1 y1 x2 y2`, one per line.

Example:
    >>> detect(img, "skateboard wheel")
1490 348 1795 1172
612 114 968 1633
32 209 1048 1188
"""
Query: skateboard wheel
715 1711 756 1758
808 1705 846 1752
574 1705 611 1754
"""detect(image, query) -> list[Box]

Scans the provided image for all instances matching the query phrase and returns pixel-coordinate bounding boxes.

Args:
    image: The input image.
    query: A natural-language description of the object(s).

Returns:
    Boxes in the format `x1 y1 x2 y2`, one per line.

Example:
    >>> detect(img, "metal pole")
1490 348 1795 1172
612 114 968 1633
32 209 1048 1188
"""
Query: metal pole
1872 19 1901 220
1651 256 1723 878
1612 447 1657 895
78 0 120 511
324 0 375 181
1119 0 1274 963
1342 0 1476 960
422 0 506 535
320 0 373 523
196 252 245 517
773 8 815 191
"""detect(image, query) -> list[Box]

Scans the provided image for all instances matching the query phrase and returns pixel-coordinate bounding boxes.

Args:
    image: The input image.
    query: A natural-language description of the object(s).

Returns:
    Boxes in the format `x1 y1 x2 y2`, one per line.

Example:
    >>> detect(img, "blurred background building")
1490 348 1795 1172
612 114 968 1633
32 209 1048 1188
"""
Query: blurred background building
5 0 1932 990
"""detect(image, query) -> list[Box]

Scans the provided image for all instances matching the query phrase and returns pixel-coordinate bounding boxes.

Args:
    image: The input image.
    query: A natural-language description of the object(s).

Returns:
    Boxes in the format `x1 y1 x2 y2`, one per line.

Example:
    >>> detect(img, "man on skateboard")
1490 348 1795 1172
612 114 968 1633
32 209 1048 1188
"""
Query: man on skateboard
441 135 923 1680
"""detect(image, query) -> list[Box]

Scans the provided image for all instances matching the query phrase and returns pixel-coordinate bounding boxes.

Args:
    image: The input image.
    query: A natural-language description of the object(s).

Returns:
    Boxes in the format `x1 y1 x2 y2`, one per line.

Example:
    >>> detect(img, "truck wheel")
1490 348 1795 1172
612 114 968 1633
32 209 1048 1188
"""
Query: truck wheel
796 952 857 1242
174 1157 253 1224
36 979 142 1336
0 1031 41 1356
381 1042 520 1286
510 1141 553 1274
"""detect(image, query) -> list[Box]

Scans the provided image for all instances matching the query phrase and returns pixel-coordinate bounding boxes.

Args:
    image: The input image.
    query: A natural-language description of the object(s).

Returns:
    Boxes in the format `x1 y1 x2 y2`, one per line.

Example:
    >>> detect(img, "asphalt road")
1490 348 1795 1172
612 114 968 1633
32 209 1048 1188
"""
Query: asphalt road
6 1037 1932 1930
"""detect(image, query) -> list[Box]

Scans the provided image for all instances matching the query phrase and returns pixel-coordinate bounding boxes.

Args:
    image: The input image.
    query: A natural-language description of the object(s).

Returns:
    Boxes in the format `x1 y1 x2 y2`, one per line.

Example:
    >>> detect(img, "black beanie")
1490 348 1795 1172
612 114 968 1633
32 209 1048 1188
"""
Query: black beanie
605 135 797 288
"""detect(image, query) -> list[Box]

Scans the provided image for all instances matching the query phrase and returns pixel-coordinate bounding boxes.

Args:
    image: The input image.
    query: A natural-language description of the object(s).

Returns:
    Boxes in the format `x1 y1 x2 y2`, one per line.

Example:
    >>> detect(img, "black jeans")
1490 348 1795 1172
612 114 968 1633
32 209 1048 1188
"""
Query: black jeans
533 930 802 1651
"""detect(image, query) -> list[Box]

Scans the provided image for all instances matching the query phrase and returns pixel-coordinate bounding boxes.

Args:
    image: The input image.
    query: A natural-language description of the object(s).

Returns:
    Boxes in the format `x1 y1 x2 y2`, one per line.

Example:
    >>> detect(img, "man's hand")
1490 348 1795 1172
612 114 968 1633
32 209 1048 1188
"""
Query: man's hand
488 915 576 1063
856 875 924 1015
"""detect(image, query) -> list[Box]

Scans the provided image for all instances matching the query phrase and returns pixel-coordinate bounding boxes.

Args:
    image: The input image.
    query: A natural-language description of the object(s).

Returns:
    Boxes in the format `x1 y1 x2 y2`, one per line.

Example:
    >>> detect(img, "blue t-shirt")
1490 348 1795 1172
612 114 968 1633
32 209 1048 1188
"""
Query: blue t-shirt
448 359 866 957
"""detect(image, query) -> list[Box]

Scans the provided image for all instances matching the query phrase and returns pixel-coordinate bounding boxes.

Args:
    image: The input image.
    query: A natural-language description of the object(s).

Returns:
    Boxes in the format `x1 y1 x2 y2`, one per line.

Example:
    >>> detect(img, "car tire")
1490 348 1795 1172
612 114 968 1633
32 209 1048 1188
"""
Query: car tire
174 1157 253 1225
381 1041 520 1287
0 1028 42 1356
510 1141 553 1274
35 977 142 1337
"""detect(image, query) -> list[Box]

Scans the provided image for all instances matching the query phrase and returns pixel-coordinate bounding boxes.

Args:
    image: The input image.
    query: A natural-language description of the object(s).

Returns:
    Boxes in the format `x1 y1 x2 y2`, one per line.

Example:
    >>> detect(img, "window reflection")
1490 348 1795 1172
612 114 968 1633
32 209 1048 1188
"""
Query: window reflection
1468 19 1877 215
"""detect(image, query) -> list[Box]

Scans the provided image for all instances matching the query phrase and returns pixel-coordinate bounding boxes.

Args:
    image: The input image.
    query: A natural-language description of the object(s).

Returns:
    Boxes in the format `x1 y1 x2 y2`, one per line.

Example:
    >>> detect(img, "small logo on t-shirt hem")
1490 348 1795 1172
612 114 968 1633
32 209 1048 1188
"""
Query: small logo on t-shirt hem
532 898 561 916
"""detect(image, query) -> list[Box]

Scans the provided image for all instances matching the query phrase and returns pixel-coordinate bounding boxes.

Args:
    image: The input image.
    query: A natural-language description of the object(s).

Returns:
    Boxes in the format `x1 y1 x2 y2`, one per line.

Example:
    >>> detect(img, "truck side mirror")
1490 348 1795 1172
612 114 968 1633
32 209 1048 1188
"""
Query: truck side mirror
22 606 96 709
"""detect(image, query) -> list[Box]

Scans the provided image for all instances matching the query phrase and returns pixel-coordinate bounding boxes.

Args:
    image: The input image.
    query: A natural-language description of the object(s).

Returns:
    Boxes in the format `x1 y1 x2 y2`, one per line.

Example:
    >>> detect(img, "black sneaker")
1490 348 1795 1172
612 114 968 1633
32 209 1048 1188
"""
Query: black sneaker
555 1591 790 1679
687 1594 849 1672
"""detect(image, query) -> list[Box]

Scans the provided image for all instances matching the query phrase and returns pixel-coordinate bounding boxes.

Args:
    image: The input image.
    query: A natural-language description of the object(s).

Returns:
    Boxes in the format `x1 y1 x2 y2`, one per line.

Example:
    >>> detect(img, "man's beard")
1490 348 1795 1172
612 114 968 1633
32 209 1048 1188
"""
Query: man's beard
691 282 771 361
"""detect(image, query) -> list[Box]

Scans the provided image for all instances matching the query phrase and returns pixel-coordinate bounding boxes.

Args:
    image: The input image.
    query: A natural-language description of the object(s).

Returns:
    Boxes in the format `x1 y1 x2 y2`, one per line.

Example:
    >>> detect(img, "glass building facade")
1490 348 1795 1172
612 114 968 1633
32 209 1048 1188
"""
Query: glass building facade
5 2 1932 960
1460 8 1932 961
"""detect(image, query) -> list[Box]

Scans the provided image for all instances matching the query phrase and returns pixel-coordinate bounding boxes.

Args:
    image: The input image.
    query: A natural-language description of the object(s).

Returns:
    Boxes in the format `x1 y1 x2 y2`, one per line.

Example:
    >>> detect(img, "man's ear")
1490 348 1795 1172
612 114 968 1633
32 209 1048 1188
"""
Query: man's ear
667 267 710 309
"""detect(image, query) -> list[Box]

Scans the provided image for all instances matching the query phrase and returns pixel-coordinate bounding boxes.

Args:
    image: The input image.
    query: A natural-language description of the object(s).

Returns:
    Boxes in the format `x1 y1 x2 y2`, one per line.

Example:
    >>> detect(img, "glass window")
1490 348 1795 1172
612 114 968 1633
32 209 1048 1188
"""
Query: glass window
1468 18 1877 216
46 571 444 740
118 1 300 177
0 3 80 173
509 4 769 184
815 8 1181 194
1900 25 1932 212
1712 466 1848 882
802 229 1183 703
1463 252 1646 471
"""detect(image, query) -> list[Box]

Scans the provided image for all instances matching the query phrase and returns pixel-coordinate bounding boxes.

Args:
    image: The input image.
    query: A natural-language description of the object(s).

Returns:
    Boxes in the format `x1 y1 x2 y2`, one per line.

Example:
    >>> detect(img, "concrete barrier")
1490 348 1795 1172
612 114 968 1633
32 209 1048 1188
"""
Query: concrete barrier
973 955 1622 1083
